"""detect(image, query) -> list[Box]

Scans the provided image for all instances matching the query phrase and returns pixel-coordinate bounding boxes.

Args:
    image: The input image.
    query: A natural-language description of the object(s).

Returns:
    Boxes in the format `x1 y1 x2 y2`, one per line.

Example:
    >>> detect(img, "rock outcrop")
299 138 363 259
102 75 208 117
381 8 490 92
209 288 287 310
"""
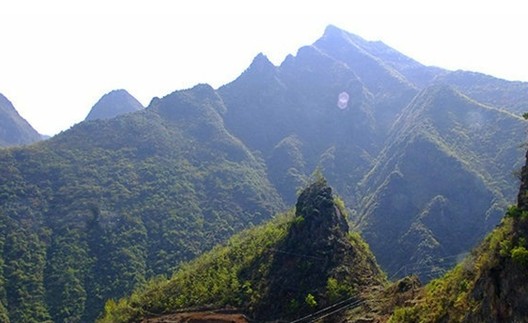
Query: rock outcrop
253 178 385 320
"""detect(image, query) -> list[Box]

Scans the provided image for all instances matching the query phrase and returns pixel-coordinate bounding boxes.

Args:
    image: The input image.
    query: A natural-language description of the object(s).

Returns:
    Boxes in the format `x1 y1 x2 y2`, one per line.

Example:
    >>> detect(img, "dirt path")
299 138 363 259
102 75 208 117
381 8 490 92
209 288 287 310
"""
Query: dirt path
141 311 249 323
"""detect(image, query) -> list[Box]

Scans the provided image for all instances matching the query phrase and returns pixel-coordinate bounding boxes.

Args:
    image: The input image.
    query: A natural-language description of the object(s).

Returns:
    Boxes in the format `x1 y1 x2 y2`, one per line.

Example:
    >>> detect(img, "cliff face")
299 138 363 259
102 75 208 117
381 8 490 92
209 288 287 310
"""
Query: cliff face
469 255 528 322
467 150 528 322
517 150 528 212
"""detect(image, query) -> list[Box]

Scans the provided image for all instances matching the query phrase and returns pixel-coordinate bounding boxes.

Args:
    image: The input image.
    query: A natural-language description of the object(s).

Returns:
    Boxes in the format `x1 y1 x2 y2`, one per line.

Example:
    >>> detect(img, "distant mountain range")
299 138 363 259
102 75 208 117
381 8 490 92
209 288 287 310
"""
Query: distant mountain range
0 25 527 322
0 89 145 148
220 25 526 279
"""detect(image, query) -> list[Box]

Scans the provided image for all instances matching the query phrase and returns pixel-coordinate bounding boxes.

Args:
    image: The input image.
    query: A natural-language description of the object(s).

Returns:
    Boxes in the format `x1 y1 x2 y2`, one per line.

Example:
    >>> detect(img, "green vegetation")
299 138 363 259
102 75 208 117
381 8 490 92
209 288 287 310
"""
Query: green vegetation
100 181 385 322
3 25 528 323
326 277 352 302
0 85 283 322
305 293 317 308
511 246 528 266
357 85 526 280
387 209 528 322
98 210 294 322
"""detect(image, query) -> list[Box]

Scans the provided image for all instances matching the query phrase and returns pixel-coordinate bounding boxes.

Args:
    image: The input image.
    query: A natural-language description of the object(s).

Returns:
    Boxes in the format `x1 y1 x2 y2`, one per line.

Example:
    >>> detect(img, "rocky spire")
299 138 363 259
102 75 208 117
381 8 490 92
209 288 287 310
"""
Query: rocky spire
253 177 383 320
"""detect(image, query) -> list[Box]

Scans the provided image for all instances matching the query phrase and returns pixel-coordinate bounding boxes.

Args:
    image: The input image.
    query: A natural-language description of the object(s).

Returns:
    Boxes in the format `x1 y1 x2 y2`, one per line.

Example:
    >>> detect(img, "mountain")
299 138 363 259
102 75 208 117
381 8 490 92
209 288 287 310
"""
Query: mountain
439 70 528 115
382 148 528 322
218 25 423 206
99 179 386 322
0 84 283 322
219 25 526 279
0 92 41 147
1 25 528 322
356 85 525 280
85 89 144 121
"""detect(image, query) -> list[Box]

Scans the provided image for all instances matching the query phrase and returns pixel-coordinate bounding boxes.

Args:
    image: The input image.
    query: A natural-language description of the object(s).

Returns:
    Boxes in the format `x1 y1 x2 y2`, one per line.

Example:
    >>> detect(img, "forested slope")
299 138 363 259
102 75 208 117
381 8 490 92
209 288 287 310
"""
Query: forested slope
0 84 283 322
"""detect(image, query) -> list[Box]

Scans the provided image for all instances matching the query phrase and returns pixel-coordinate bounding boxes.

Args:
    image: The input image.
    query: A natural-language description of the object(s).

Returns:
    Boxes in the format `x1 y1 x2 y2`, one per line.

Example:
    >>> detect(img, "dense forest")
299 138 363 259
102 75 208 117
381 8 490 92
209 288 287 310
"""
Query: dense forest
0 85 283 322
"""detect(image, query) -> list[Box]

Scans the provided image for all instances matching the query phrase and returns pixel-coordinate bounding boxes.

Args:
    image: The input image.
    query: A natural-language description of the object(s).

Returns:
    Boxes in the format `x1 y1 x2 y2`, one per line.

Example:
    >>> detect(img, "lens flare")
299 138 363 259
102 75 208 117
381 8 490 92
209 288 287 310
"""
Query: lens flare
337 91 349 110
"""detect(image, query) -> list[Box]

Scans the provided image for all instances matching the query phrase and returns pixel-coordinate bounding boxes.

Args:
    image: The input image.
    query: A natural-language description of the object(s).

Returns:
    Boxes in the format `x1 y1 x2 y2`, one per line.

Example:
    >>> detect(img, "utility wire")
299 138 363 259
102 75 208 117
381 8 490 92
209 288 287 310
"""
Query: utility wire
289 295 360 323
308 298 365 322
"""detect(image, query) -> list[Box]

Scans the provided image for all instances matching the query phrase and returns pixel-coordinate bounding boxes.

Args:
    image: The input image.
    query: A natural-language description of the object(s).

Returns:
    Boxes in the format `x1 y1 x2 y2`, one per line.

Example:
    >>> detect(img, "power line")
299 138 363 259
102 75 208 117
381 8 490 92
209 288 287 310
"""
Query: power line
307 298 365 322
389 252 470 280
289 294 361 323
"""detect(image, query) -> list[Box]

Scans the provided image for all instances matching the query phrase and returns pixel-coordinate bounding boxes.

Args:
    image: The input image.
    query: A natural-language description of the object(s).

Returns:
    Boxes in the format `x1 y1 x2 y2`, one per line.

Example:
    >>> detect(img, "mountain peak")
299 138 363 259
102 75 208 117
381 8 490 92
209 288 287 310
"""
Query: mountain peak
246 52 275 74
323 24 344 37
252 52 272 64
85 89 143 121
294 177 349 236
0 92 41 146
320 24 367 46
220 52 277 91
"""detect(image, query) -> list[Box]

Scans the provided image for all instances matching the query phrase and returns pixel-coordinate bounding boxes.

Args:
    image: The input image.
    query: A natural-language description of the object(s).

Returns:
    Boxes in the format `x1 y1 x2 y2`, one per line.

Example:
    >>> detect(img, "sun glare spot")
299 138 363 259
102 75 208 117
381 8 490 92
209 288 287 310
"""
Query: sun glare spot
337 91 349 110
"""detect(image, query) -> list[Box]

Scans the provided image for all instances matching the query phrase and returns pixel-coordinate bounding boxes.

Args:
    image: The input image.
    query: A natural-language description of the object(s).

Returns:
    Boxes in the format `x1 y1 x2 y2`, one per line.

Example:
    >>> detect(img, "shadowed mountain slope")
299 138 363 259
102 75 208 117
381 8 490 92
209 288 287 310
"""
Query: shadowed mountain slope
219 26 526 281
356 85 525 279
383 148 528 322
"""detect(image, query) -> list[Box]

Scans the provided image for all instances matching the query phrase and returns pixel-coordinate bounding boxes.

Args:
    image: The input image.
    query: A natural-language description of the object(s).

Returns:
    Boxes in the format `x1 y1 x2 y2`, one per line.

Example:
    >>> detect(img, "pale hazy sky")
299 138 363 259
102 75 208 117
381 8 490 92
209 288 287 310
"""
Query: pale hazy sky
1 0 526 135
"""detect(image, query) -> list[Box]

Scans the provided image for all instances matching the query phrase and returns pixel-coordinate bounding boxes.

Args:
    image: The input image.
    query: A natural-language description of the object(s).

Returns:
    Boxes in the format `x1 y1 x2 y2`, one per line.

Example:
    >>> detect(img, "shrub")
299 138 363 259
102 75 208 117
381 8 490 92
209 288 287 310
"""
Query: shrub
511 246 528 266
305 293 317 308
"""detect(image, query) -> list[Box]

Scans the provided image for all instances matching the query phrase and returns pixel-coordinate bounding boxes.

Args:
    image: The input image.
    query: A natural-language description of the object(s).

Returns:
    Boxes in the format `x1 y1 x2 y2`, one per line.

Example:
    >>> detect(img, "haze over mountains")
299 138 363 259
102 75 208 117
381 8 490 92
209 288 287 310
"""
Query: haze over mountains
0 93 42 147
84 89 144 121
1 25 527 322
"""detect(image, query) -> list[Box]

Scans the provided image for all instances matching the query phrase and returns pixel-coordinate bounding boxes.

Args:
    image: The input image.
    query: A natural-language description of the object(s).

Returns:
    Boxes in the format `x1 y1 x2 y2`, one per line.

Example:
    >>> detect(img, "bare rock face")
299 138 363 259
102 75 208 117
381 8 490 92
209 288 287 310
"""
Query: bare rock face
517 150 528 212
290 178 350 248
467 149 528 323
